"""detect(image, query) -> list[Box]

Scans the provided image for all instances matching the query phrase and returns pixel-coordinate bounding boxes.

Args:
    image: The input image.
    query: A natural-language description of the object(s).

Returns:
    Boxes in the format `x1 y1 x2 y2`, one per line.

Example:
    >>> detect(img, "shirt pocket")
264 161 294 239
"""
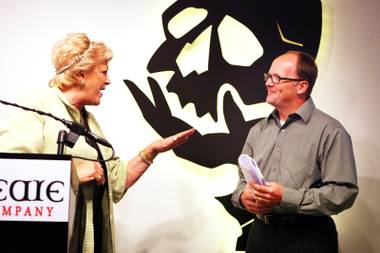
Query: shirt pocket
281 155 315 189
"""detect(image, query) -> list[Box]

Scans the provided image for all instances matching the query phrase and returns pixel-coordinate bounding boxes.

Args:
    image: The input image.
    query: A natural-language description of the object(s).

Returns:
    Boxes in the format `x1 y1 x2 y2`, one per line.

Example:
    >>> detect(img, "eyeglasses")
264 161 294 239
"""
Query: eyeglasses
263 73 303 84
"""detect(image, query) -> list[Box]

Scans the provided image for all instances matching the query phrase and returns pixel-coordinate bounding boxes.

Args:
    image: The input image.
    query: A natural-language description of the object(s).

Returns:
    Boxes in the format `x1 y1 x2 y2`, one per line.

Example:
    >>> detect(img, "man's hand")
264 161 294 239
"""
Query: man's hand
240 182 283 214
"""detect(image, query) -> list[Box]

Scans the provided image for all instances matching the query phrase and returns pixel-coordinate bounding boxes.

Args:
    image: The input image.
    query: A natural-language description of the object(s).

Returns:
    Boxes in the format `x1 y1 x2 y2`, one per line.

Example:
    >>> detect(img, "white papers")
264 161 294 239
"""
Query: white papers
238 154 266 185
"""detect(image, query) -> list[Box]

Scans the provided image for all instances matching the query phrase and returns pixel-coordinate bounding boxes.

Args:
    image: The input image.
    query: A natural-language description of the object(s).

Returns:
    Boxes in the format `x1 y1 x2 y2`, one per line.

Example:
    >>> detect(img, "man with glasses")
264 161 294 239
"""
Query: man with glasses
231 51 358 253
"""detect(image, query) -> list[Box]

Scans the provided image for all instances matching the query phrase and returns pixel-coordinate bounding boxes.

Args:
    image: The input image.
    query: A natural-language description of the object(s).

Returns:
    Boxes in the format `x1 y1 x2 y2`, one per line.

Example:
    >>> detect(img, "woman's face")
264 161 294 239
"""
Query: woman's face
80 62 111 106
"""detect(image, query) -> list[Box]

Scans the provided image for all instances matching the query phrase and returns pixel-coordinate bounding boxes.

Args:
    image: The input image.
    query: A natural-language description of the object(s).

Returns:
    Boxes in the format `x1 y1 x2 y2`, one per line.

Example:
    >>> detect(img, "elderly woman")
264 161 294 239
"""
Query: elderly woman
0 33 194 253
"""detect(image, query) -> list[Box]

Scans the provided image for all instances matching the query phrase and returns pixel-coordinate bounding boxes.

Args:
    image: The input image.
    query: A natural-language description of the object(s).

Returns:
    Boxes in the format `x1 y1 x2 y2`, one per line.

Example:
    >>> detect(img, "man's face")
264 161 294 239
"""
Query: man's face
265 53 301 110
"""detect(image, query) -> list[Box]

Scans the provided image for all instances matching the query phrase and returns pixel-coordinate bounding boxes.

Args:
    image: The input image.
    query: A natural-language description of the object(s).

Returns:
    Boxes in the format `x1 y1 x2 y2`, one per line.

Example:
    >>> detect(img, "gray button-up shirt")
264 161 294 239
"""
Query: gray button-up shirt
231 98 358 216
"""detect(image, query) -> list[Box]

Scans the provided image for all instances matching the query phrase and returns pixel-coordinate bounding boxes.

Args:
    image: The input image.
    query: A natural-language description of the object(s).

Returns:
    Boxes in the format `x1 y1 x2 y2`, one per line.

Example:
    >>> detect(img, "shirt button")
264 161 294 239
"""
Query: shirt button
281 129 286 133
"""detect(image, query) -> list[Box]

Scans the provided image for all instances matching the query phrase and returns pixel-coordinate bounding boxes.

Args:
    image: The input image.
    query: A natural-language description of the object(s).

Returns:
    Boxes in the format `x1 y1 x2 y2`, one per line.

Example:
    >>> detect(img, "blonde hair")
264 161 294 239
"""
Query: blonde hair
49 33 113 89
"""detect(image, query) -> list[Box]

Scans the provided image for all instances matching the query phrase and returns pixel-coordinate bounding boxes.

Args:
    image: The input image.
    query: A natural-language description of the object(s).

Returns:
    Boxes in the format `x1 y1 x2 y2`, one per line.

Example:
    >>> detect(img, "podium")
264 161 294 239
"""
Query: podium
0 152 72 253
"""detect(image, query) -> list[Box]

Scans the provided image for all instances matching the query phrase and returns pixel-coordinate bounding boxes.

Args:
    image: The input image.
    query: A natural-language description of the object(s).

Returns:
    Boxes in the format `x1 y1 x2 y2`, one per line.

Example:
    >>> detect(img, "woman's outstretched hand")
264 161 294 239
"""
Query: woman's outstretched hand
156 128 196 152
142 128 196 161
126 128 196 189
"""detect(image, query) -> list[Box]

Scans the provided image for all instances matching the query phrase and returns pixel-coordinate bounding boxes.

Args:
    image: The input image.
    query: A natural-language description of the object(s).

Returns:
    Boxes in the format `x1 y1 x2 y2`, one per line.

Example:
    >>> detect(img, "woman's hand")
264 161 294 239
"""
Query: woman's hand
74 160 105 185
126 128 196 189
142 128 196 162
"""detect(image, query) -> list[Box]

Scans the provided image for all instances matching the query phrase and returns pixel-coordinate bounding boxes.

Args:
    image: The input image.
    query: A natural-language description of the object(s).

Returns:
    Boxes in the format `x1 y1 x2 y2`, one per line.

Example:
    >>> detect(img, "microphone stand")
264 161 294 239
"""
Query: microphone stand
57 130 67 155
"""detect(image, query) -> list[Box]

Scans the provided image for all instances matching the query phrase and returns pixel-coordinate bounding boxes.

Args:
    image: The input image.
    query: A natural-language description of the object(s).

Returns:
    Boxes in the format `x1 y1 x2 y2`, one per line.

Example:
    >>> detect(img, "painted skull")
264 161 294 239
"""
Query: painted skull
125 0 321 168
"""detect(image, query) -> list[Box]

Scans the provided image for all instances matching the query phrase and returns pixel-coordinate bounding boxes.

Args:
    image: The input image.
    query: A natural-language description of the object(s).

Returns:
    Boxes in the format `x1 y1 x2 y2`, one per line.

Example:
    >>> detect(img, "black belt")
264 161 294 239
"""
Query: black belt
256 214 329 225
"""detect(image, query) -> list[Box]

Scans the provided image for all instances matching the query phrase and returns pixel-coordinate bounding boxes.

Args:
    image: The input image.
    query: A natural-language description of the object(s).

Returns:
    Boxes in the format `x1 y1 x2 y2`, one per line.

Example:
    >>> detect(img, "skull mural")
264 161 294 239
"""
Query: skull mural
125 0 322 168
124 0 322 250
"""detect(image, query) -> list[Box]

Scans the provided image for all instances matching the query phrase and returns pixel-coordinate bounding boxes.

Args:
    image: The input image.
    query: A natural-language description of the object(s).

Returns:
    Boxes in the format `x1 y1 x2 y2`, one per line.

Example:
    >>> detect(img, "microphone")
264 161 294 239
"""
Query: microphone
0 99 113 148
61 119 112 148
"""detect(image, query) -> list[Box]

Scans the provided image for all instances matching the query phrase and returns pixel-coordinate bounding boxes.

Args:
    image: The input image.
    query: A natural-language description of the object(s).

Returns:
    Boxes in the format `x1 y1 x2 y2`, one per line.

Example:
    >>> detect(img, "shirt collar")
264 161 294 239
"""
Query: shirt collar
268 97 316 123
295 97 316 122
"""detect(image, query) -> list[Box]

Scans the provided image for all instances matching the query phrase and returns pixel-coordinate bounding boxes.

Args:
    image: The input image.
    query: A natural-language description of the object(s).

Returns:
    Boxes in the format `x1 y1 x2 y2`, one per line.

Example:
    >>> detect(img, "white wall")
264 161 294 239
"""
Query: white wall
313 1 380 252
0 0 379 252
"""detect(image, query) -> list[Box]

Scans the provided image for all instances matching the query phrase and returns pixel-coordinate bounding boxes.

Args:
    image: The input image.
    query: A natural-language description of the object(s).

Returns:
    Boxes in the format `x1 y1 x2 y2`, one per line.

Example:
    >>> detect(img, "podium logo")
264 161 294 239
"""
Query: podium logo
0 179 65 219
0 179 64 202
0 158 71 222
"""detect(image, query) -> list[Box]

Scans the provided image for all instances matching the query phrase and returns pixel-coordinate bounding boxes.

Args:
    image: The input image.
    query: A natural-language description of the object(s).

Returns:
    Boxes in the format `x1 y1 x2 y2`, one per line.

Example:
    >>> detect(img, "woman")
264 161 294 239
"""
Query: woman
0 33 195 253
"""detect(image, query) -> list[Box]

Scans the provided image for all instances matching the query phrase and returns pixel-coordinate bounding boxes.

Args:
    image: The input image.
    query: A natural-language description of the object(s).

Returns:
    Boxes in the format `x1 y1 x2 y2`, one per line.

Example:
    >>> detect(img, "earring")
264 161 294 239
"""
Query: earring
80 78 86 87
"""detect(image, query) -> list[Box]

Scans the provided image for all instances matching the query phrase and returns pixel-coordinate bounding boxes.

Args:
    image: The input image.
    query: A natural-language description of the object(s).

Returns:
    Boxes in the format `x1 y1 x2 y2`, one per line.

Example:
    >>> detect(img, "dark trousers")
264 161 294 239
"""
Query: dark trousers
246 215 338 253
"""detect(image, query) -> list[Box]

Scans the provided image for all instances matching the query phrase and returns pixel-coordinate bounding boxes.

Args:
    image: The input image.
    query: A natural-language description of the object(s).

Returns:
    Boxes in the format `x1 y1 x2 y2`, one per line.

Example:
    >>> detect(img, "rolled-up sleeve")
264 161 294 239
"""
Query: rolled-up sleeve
107 157 128 203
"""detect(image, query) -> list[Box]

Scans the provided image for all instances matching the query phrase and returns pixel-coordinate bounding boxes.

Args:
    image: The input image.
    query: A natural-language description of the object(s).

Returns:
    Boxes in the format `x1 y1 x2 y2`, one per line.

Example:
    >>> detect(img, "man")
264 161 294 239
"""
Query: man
231 51 358 253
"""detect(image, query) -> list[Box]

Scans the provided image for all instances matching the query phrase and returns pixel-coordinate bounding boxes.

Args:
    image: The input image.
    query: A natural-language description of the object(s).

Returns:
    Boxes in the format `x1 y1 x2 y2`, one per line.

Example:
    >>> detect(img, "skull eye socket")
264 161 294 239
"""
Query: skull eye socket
176 26 211 77
168 7 208 39
217 15 263 66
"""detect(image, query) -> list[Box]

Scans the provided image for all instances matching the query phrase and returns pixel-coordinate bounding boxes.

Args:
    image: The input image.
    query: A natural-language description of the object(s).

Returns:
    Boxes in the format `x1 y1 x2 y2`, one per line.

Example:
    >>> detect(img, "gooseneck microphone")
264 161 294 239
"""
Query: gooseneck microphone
0 99 113 148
